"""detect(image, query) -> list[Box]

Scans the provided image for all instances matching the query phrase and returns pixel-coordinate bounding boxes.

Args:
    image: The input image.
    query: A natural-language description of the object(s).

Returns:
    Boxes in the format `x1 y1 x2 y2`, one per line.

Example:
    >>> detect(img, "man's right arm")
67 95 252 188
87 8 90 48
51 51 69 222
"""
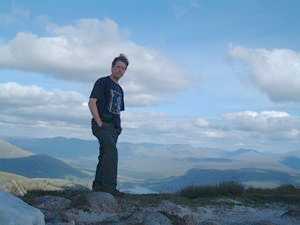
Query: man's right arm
88 98 103 127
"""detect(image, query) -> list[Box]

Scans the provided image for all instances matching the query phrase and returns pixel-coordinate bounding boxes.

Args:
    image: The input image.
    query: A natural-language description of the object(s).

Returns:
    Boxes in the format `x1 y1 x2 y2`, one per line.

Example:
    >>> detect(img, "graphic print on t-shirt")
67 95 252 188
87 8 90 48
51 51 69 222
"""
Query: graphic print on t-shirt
108 89 122 114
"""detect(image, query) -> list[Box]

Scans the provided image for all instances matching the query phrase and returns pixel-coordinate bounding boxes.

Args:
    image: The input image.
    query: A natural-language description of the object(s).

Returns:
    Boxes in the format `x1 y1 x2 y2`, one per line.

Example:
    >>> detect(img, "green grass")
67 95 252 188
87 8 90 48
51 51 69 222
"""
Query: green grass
178 181 245 198
178 182 300 205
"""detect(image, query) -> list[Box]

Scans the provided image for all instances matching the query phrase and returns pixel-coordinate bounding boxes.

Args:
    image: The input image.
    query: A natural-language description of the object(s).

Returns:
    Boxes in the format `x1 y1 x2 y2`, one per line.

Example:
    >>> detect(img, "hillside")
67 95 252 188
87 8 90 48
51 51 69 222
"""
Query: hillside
0 171 88 196
0 139 32 158
0 154 88 179
7 137 98 158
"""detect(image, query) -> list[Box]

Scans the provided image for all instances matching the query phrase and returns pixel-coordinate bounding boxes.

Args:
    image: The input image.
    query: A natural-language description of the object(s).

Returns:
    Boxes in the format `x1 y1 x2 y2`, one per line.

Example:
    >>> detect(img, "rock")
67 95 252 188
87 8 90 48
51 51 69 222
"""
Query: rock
0 191 45 225
121 210 145 224
183 213 202 225
251 221 278 225
83 191 119 213
33 195 72 223
158 200 191 217
214 198 243 205
34 195 72 211
281 209 300 219
46 222 75 225
158 200 200 225
198 221 218 225
63 208 119 224
0 184 6 192
143 212 172 225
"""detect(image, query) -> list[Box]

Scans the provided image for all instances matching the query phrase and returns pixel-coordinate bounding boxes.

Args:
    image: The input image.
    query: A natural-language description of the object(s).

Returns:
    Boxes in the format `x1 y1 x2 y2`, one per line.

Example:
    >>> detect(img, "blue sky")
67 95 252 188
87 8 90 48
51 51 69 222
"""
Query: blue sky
0 0 299 152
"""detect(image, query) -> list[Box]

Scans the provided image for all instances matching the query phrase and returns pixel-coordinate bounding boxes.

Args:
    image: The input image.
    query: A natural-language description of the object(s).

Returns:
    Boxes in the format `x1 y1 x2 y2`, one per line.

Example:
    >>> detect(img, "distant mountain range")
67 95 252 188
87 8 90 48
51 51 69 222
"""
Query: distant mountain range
7 137 98 159
146 168 300 192
222 148 262 158
281 156 300 170
0 154 87 179
3 137 300 190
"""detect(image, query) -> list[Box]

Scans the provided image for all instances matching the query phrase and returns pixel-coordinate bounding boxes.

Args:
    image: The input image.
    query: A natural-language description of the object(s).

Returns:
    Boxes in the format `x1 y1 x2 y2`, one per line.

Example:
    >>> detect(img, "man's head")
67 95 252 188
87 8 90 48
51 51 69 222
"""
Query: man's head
111 54 129 81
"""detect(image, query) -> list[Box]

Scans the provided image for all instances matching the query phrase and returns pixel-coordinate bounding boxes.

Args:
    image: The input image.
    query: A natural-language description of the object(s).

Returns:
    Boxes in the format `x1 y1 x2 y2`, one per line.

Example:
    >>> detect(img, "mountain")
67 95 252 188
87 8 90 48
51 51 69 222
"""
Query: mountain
0 139 32 158
7 137 297 181
7 137 98 159
180 157 233 163
223 148 262 158
0 154 87 179
147 168 299 192
280 156 300 170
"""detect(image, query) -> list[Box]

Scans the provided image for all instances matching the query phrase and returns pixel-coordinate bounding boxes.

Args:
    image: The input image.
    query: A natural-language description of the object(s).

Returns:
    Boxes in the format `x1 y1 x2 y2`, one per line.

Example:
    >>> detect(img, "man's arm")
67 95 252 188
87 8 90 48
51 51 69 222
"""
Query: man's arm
88 98 103 127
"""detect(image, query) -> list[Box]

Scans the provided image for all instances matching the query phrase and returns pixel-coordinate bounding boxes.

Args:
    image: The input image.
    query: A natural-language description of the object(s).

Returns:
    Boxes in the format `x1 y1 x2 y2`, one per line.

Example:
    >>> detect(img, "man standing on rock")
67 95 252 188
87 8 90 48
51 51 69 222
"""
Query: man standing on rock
88 54 129 196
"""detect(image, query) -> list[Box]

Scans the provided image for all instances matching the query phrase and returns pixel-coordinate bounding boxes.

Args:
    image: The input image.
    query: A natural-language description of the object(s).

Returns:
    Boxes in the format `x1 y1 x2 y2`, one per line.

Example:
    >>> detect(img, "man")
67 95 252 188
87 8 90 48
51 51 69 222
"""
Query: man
88 54 129 196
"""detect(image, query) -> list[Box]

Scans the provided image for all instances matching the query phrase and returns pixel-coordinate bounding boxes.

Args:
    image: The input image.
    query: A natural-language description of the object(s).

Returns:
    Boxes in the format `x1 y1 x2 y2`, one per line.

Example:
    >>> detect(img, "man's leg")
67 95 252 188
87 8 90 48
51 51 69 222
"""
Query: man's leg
93 125 119 191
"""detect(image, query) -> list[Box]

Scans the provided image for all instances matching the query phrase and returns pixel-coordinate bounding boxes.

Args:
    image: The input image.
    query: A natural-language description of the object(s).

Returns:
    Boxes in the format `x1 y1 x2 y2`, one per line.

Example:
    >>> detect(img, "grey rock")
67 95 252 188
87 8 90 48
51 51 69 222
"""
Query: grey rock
84 191 118 213
281 209 300 219
0 191 45 225
121 210 145 224
158 200 191 218
46 222 75 225
198 221 218 225
34 195 72 210
63 208 119 224
143 212 172 225
183 213 202 225
251 220 278 225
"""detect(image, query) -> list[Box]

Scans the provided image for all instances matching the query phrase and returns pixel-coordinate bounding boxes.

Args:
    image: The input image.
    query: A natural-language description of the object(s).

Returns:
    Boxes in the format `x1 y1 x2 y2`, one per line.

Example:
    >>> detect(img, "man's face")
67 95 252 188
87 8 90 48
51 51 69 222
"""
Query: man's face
111 61 127 80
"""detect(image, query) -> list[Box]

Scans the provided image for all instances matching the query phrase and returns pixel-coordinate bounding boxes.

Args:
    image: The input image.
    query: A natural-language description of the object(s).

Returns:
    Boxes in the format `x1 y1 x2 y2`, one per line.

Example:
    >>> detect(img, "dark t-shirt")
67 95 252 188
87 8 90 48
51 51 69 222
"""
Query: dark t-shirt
90 76 125 129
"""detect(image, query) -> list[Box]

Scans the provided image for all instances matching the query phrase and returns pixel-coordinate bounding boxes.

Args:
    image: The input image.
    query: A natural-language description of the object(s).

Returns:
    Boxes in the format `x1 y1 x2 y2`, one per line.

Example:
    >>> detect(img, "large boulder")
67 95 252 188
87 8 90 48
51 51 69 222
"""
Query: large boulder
33 195 72 223
34 195 72 211
83 191 119 213
0 191 45 225
62 208 119 224
143 211 172 225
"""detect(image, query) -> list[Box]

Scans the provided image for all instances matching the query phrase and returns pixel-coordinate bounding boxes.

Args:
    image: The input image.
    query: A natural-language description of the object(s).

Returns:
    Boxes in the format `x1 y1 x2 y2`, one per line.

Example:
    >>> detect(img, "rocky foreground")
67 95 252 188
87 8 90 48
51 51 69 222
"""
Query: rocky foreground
1 187 300 225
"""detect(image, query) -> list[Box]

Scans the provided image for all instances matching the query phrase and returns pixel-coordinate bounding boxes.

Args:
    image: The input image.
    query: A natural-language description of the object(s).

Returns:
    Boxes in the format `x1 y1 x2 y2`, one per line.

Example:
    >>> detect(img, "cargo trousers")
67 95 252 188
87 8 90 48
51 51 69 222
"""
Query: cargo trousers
91 120 121 191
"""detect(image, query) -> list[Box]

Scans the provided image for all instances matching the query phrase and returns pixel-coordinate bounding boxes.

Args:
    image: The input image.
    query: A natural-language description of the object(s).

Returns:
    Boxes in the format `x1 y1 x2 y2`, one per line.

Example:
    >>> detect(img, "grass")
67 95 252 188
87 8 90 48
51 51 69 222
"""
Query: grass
178 181 300 205
178 181 245 198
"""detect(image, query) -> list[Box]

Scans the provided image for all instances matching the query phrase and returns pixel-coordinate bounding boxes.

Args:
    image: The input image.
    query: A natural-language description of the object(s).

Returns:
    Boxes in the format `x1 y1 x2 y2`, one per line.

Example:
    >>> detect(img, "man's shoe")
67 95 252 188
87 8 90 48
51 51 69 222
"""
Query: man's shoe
111 189 126 197
92 182 105 192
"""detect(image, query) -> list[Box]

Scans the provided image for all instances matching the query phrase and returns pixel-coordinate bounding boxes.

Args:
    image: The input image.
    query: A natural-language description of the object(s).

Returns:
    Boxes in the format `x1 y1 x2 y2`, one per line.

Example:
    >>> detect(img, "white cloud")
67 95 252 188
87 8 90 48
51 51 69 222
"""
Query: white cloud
229 46 300 102
193 118 210 127
0 82 299 150
0 82 89 125
0 18 190 106
0 82 224 143
223 111 300 143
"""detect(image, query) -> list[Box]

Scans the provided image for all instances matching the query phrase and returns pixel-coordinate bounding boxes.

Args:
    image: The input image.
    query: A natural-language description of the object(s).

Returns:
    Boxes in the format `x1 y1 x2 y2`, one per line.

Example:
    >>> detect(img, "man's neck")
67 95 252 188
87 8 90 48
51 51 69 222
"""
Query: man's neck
109 74 119 83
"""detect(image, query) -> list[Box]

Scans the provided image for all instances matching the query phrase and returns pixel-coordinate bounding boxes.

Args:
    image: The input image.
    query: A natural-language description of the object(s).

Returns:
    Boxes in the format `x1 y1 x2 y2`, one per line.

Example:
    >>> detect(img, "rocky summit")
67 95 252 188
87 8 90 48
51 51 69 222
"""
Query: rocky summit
1 188 297 225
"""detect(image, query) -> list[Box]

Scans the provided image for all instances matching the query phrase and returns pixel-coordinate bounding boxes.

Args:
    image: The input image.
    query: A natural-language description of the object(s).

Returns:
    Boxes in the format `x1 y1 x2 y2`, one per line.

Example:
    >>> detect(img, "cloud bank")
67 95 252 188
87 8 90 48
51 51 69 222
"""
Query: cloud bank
0 82 299 151
229 46 300 102
0 18 189 106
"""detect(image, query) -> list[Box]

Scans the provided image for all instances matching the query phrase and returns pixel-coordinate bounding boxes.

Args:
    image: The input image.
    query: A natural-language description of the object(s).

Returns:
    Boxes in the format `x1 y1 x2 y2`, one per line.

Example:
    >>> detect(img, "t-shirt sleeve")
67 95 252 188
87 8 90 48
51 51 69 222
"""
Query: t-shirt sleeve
89 79 105 99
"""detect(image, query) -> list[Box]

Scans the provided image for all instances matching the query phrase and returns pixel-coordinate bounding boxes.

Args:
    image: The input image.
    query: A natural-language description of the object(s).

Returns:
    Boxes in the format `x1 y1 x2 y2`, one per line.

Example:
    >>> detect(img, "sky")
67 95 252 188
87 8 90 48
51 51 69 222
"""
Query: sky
0 0 299 152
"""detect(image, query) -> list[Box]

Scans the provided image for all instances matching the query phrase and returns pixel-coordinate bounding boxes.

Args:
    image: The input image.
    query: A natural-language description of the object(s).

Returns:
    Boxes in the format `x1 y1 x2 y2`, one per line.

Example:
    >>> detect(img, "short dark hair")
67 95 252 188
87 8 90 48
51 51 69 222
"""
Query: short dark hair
112 54 129 68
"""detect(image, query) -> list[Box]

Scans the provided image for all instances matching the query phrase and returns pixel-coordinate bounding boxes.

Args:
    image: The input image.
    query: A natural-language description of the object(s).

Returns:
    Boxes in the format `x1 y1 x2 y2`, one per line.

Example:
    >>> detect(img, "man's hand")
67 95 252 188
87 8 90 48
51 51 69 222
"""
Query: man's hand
97 120 103 127
89 98 104 128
